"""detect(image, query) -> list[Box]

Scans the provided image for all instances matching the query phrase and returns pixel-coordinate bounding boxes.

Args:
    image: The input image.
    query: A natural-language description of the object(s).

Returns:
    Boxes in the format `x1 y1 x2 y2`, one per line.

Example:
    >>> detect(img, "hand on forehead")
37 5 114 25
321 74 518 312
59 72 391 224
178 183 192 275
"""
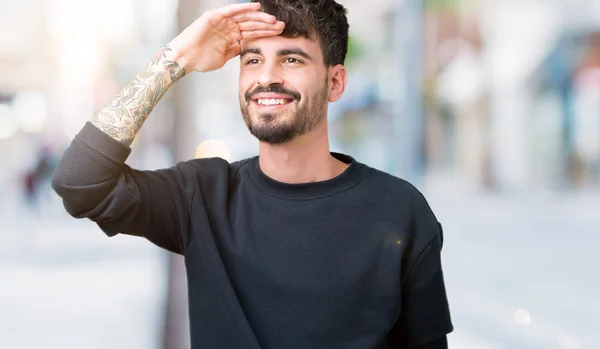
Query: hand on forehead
219 2 285 41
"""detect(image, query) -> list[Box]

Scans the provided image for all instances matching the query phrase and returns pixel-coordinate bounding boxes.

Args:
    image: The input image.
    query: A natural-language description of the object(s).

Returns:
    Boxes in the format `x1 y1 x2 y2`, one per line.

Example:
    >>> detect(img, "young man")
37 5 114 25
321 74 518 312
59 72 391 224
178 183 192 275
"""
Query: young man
52 1 453 348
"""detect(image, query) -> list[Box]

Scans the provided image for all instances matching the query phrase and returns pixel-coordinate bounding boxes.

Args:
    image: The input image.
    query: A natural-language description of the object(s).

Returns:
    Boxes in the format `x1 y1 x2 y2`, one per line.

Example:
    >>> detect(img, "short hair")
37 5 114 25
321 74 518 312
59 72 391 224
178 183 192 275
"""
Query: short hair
252 0 349 66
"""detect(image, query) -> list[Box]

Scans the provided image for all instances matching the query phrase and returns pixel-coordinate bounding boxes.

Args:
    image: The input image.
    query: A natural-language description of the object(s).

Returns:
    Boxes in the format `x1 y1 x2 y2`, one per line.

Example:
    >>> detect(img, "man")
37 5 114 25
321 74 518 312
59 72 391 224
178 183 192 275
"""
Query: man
51 1 453 348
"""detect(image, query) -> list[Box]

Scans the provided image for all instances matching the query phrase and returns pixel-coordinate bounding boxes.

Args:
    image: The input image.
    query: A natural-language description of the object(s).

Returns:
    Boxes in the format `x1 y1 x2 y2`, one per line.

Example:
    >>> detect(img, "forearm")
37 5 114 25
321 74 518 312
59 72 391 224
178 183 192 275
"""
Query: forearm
91 45 187 146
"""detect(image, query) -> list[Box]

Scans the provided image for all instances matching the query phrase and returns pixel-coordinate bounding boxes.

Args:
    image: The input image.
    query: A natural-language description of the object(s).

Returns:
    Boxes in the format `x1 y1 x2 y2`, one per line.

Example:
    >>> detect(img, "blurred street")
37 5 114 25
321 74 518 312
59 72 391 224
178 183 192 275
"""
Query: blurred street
428 189 600 349
0 185 168 349
1 182 598 349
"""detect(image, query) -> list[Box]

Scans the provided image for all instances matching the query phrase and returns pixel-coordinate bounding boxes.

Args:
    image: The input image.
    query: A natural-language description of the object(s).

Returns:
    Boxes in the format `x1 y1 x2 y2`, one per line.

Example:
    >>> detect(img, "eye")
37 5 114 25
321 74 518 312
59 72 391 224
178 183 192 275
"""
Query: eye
245 58 260 65
284 57 302 64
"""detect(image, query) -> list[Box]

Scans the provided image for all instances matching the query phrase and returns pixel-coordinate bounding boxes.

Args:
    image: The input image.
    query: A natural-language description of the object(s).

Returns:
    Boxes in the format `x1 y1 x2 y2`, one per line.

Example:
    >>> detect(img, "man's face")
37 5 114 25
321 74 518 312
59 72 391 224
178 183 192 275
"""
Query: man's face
238 35 330 145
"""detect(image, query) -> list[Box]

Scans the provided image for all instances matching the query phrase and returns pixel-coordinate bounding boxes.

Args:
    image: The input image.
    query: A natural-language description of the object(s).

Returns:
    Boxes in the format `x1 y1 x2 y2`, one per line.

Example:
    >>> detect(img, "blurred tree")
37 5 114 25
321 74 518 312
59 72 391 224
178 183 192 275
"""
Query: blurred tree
424 0 458 11
424 0 478 12
346 34 364 64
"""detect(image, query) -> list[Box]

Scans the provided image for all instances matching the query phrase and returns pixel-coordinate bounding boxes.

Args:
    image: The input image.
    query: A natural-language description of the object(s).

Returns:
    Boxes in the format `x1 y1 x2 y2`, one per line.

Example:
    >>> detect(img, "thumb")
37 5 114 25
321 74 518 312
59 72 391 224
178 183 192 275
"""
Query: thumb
224 42 242 61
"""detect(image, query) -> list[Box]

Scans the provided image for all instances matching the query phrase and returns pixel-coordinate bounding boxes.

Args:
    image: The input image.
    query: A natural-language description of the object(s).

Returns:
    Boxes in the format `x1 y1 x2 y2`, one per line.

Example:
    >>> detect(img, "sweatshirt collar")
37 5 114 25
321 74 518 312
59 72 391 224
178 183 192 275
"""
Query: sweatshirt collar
249 152 365 200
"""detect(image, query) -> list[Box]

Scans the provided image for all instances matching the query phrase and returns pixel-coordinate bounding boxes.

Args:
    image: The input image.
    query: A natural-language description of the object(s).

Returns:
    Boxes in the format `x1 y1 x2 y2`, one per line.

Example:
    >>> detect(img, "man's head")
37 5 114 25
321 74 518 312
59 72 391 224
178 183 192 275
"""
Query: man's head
238 0 349 145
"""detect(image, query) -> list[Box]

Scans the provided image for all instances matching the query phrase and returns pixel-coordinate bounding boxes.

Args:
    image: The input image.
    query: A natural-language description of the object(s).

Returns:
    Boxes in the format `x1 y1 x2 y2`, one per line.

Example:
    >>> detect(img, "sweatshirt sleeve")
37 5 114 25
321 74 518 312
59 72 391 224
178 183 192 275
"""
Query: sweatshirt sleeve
387 188 454 348
51 122 194 254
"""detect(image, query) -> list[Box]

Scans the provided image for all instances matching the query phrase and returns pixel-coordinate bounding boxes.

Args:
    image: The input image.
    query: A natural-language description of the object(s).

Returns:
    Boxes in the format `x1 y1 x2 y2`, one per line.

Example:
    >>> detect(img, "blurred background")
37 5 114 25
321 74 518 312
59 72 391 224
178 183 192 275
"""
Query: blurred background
1 0 599 348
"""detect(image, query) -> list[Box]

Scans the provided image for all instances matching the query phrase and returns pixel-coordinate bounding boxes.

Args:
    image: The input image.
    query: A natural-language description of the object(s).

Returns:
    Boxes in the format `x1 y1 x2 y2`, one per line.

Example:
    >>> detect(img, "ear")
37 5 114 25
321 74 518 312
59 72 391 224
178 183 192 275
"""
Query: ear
327 64 347 103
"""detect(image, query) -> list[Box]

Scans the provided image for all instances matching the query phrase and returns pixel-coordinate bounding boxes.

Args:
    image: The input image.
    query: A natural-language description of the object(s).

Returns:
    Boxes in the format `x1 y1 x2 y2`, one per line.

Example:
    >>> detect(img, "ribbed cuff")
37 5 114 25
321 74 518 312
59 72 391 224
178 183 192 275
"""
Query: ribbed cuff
75 122 132 163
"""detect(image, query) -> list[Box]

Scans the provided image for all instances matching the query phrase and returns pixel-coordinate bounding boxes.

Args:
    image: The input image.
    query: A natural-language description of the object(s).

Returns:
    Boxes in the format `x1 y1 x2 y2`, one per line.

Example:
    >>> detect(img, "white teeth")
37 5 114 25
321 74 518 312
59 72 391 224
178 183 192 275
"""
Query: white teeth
257 99 287 106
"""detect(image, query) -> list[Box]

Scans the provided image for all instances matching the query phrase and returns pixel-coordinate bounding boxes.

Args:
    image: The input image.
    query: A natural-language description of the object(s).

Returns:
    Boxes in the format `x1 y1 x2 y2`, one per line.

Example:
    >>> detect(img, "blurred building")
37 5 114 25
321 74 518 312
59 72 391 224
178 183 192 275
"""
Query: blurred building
420 0 600 193
530 8 600 190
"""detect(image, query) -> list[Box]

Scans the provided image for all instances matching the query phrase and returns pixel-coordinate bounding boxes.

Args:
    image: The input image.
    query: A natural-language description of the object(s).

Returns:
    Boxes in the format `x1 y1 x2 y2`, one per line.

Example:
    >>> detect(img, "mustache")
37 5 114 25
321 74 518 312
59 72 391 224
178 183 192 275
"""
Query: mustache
245 84 301 102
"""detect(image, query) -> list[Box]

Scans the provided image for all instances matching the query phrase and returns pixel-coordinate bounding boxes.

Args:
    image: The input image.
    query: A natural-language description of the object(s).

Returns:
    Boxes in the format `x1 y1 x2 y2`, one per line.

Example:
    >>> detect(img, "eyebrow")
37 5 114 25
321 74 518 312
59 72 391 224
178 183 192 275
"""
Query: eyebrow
240 47 314 61
240 47 262 58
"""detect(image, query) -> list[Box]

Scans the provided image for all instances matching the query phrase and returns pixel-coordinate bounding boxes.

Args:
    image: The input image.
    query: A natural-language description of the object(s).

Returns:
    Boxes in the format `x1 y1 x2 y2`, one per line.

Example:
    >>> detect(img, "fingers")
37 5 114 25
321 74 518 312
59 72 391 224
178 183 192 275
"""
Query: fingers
231 11 277 24
217 2 261 18
241 29 284 40
238 20 284 32
209 2 284 48
224 42 242 61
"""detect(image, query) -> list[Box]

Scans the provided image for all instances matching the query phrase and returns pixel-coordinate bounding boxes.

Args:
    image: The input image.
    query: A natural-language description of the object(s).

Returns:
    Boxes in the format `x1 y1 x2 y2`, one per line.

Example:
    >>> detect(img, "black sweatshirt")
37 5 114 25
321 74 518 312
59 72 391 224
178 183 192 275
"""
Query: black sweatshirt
51 122 453 349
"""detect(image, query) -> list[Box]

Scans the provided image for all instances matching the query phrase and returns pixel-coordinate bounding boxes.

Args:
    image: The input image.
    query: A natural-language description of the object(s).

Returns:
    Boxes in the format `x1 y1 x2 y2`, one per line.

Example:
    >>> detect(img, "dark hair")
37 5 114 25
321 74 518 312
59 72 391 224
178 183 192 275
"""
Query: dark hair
252 0 349 66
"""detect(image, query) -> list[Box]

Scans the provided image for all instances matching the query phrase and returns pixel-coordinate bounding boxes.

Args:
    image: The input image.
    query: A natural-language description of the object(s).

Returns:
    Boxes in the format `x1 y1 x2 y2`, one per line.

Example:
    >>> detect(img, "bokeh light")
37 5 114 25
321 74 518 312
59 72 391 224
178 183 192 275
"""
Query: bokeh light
13 90 48 133
195 139 231 161
0 104 18 139
514 309 532 325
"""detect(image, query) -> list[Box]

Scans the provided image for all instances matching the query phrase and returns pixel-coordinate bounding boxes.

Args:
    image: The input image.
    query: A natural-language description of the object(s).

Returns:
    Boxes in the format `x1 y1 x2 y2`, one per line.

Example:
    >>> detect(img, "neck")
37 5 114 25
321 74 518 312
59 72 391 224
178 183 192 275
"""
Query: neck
258 123 348 184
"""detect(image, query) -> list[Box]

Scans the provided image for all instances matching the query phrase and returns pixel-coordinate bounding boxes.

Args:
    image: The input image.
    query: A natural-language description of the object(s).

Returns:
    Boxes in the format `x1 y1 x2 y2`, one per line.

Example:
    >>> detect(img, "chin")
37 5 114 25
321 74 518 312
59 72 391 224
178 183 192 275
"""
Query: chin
248 123 300 145
249 109 291 125
254 134 298 145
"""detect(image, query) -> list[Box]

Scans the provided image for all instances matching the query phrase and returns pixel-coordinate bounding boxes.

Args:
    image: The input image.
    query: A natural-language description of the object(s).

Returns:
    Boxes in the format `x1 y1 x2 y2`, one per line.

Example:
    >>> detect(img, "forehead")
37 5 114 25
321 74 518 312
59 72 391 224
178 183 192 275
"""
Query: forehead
241 35 323 58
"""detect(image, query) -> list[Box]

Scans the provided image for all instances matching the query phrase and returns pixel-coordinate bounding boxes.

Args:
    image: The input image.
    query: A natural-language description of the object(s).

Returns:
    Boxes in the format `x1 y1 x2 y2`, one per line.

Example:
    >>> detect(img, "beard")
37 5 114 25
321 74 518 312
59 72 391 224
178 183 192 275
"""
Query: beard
239 81 329 145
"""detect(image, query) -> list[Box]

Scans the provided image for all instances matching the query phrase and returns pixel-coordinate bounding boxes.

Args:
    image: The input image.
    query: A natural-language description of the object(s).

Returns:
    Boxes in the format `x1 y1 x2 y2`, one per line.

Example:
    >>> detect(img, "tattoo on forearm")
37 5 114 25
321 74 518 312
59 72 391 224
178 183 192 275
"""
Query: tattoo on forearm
151 46 186 82
91 45 186 146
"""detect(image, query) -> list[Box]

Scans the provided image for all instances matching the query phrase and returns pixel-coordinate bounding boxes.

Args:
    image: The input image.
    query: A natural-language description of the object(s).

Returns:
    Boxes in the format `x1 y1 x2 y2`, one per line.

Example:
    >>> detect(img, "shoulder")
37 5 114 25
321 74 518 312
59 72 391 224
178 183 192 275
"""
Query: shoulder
167 157 255 198
229 156 255 177
359 163 435 218
356 161 440 243
174 156 254 177
160 157 251 191
361 165 416 192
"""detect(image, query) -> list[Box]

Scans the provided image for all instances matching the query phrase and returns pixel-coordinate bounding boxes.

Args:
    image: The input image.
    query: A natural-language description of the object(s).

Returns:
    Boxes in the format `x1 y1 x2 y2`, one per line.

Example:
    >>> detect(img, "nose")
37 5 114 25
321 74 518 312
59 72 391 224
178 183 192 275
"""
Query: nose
257 62 284 87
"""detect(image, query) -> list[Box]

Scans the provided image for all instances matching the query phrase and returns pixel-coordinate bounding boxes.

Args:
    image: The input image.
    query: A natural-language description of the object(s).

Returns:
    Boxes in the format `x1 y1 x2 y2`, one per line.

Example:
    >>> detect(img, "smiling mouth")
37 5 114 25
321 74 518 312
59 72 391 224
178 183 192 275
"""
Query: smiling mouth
252 98 295 107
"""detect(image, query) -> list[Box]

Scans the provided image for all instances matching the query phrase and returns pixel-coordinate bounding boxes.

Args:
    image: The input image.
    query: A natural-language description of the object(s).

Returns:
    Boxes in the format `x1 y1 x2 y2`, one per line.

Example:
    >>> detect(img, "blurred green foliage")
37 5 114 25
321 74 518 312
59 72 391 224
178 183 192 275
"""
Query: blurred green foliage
346 34 363 62
424 0 459 10
424 0 477 12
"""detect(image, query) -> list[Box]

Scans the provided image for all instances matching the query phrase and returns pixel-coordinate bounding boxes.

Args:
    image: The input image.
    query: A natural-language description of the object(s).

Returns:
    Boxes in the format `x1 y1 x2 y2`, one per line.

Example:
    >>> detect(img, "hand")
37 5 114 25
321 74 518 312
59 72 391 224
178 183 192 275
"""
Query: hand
167 2 284 73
